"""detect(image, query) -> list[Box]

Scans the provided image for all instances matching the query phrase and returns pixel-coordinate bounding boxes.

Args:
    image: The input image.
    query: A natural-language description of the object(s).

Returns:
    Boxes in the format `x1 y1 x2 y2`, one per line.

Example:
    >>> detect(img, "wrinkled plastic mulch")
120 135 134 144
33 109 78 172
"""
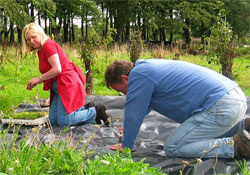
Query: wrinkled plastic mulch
1 96 250 175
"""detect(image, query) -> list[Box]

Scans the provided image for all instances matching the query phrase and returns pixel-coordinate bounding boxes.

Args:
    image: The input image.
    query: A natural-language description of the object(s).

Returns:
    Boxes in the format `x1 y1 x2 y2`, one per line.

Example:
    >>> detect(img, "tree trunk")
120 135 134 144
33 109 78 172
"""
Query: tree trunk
113 2 126 43
142 18 146 40
17 27 22 44
51 17 62 41
68 16 72 42
125 22 130 41
169 31 173 44
101 3 105 37
105 7 109 37
30 3 35 22
200 21 205 48
9 23 14 44
44 14 48 34
109 9 113 29
169 8 173 46
85 60 93 95
63 16 69 42
220 46 234 79
71 16 75 42
160 28 166 41
81 18 84 40
0 31 2 44
221 62 232 79
38 12 41 26
152 29 157 41
85 13 88 39
183 18 191 48
2 17 8 52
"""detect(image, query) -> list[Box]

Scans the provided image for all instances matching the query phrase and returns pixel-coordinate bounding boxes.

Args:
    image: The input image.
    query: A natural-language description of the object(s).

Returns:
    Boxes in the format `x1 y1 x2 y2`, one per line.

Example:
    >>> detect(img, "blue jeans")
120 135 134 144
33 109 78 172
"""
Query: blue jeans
164 86 247 158
49 81 96 126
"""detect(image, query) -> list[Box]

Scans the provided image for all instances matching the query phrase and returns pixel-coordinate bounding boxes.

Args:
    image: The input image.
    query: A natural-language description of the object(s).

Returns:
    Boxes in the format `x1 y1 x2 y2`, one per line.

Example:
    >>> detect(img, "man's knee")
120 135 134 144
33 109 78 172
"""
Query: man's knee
164 141 178 157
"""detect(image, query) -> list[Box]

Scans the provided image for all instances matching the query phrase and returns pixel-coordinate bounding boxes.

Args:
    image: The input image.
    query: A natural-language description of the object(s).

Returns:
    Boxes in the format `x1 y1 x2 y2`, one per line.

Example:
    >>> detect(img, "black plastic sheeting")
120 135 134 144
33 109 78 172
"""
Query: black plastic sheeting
1 96 250 175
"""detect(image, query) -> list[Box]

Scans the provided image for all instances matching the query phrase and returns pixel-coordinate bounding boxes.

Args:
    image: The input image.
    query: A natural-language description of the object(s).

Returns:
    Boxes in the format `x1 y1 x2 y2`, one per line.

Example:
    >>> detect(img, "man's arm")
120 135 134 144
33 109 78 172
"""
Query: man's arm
122 72 156 149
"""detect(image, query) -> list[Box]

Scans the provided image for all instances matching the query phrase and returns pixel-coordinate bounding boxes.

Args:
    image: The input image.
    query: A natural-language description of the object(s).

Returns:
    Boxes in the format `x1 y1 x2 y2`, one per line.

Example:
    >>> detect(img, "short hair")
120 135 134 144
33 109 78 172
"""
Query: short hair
105 60 134 88
21 23 50 53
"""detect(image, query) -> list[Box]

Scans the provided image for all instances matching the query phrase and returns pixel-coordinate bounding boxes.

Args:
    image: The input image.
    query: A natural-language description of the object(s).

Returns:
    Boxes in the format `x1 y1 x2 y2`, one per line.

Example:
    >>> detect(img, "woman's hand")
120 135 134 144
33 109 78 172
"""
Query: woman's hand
26 76 42 90
26 54 62 91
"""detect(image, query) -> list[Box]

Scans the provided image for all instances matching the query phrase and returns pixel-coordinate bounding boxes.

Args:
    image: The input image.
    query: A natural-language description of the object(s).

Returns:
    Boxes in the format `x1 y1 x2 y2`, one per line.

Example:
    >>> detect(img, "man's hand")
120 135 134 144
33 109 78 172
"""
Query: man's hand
118 127 123 138
109 143 123 152
109 143 135 152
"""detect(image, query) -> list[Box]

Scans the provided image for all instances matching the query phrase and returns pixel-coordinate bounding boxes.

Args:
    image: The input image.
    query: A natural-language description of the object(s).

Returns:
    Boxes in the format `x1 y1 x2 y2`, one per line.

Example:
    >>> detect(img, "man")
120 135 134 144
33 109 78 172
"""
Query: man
105 59 250 158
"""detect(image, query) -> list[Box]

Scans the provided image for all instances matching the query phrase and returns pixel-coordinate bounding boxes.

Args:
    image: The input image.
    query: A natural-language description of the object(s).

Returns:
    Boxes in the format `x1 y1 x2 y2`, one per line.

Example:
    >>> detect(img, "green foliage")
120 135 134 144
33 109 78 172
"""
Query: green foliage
236 47 250 57
205 8 235 78
223 0 250 38
129 29 143 64
0 126 167 175
235 159 250 175
32 0 56 23
83 149 167 175
206 8 232 56
0 51 49 115
0 46 249 175
102 28 116 51
80 39 99 94
3 112 48 120
207 9 233 54
80 40 97 64
1 45 250 115
0 126 90 175
0 0 30 27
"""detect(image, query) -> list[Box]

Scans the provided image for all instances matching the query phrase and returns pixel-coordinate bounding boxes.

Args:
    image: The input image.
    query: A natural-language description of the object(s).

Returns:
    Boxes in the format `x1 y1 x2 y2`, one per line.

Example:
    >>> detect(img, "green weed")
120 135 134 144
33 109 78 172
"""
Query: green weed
0 125 92 175
83 149 167 175
0 125 167 175
235 159 250 175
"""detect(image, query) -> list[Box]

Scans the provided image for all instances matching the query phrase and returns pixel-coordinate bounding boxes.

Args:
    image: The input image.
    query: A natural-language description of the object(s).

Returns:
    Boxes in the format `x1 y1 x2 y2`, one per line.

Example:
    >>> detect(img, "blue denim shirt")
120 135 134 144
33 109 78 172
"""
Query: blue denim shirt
122 59 238 149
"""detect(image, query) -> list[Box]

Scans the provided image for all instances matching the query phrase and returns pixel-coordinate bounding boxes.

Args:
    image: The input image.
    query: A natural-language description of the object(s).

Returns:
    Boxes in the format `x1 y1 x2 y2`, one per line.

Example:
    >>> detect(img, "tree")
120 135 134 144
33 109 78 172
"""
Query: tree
223 0 250 39
79 0 102 41
175 0 219 48
206 8 235 79
31 0 56 36
0 0 30 48
130 26 143 64
80 39 98 95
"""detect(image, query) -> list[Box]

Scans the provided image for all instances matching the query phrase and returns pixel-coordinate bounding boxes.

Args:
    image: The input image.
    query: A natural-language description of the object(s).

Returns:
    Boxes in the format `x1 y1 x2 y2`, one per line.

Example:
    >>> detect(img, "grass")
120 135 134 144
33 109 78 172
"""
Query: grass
0 45 250 116
0 125 166 174
236 159 250 175
0 45 249 174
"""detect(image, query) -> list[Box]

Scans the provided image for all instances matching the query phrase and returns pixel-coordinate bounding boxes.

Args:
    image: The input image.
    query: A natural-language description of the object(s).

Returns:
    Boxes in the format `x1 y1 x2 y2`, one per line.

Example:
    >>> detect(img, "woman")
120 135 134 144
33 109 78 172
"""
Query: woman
22 23 109 126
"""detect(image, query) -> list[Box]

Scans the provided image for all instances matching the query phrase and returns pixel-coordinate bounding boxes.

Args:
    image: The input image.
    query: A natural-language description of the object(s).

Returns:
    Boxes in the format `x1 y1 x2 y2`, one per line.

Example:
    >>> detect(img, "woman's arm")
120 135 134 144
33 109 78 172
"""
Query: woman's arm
26 54 62 90
40 53 62 81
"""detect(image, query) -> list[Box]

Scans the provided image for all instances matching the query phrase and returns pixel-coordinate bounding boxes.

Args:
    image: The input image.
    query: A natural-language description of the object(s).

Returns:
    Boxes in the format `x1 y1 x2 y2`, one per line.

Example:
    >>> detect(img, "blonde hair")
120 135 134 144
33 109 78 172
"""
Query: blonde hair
21 23 50 53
